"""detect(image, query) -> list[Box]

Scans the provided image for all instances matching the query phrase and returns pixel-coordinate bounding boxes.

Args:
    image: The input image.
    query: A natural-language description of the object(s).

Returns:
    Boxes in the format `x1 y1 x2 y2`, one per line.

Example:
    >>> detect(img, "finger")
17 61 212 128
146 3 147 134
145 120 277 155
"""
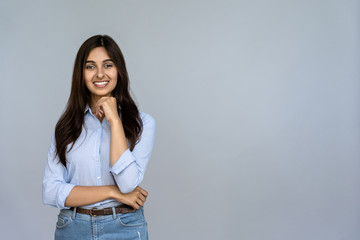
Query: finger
132 202 140 210
137 188 148 197
135 186 145 194
94 99 105 110
136 199 144 207
94 105 101 115
139 194 146 202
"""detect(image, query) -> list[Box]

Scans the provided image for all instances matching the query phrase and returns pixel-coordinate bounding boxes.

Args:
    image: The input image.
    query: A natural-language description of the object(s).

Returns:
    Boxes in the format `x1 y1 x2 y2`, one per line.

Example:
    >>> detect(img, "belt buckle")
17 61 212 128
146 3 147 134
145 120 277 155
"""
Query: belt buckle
89 209 97 217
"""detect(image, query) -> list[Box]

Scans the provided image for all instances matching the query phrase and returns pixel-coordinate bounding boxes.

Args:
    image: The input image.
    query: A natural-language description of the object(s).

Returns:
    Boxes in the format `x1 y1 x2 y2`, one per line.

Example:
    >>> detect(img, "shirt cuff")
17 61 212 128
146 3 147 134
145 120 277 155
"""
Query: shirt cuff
56 183 75 209
110 149 136 175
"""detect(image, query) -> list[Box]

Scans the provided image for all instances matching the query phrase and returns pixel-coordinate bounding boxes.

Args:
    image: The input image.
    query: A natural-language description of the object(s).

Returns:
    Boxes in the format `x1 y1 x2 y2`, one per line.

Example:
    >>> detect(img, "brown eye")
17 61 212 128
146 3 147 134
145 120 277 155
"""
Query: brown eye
85 65 95 70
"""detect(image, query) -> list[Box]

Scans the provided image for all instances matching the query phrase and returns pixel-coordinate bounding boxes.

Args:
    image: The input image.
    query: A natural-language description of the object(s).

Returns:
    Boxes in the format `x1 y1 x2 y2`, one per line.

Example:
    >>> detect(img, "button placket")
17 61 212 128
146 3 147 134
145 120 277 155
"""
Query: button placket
95 127 102 186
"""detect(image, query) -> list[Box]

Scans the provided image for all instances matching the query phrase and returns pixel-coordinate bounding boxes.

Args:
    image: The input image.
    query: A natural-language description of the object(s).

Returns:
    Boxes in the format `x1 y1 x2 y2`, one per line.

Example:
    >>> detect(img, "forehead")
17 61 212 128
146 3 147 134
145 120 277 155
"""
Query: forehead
87 47 111 61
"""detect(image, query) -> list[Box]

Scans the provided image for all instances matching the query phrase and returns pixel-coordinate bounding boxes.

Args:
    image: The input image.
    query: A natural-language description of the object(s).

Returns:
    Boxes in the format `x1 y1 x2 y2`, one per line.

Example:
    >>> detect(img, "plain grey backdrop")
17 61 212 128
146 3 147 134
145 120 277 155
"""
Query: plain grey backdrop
0 0 359 239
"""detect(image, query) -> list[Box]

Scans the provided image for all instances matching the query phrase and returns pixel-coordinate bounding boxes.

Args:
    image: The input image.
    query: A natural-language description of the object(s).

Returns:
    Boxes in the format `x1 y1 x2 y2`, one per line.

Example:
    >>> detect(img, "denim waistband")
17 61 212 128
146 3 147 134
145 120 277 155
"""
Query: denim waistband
59 206 142 221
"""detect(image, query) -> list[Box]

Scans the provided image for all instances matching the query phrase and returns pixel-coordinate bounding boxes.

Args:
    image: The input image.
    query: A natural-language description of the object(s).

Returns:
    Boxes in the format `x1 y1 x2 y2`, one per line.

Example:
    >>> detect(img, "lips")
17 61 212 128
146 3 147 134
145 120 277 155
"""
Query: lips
93 81 109 88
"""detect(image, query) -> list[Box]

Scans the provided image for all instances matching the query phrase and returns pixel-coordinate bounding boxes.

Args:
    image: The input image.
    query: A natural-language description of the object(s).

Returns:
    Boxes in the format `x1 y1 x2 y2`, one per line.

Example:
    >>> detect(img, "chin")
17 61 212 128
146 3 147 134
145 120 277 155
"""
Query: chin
90 89 114 98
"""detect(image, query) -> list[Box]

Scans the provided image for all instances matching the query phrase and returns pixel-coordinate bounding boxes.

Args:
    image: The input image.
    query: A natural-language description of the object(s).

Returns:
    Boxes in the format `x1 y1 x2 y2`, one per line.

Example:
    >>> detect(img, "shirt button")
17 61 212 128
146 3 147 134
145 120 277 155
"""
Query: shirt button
97 176 101 180
96 157 99 161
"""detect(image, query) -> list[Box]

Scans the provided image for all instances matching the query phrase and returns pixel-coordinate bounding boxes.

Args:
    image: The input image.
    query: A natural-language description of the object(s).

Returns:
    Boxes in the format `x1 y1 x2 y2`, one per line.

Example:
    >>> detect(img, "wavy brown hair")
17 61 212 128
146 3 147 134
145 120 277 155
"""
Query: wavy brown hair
55 35 143 167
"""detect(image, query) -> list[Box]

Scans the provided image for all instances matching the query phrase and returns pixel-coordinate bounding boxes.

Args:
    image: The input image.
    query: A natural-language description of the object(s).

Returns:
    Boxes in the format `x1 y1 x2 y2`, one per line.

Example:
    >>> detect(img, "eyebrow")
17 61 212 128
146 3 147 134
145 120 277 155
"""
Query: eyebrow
85 59 113 64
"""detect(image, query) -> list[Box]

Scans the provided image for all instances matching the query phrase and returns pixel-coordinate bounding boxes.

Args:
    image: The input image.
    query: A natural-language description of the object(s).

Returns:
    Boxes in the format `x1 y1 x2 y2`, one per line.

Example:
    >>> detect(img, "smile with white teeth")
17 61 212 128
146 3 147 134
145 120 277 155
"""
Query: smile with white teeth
93 81 109 87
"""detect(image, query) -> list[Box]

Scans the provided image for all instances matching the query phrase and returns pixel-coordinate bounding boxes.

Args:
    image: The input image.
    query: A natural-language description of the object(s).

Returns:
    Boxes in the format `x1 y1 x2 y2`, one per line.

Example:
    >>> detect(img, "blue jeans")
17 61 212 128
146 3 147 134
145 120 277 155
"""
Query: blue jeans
55 207 148 240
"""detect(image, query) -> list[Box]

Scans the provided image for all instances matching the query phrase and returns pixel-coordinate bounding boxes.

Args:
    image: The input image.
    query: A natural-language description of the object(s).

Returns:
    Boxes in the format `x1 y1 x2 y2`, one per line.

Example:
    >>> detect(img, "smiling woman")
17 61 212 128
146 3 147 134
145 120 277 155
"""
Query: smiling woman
42 35 156 240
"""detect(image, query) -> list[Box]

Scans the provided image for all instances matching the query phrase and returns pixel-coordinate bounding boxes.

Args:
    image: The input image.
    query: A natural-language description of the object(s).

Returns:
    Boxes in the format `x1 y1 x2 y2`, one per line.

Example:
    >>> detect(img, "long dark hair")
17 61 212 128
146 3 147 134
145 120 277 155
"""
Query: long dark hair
55 35 143 167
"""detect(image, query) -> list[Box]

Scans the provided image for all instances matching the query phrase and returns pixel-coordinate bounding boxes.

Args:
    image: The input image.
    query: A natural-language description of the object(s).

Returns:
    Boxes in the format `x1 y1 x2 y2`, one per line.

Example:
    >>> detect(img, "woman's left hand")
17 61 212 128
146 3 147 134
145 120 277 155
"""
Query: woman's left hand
93 97 121 125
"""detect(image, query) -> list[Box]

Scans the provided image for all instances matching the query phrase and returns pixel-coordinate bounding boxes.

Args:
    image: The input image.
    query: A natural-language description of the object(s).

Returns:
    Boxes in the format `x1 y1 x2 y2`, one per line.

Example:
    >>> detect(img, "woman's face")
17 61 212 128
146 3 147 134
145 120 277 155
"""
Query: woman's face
84 47 118 103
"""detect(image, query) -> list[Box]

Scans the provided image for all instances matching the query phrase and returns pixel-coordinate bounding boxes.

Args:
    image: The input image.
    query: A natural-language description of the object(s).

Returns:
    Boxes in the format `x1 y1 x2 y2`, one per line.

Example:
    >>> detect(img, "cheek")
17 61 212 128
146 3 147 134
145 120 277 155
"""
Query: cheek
110 71 118 85
111 71 118 80
84 72 93 84
113 79 118 88
84 75 93 89
84 80 92 90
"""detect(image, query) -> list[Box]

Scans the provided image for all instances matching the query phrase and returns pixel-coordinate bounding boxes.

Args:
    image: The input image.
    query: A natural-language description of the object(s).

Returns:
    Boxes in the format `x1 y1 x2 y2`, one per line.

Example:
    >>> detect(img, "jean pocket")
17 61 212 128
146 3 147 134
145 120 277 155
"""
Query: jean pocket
117 209 146 227
56 214 73 229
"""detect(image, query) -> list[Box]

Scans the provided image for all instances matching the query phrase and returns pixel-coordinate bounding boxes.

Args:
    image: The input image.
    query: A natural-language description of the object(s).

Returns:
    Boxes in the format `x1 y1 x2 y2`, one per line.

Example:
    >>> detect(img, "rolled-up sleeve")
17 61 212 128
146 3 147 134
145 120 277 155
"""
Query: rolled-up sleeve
42 134 75 209
110 113 156 193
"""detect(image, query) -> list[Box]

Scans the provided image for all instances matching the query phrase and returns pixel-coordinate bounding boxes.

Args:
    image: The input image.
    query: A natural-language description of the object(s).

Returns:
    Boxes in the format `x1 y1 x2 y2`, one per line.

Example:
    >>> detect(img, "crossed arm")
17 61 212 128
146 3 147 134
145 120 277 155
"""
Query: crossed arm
65 185 148 210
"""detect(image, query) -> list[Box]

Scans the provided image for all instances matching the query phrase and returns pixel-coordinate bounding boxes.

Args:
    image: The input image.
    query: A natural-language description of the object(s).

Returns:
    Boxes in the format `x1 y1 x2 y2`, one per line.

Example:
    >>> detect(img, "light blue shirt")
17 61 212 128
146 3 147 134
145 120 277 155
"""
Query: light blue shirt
42 105 156 209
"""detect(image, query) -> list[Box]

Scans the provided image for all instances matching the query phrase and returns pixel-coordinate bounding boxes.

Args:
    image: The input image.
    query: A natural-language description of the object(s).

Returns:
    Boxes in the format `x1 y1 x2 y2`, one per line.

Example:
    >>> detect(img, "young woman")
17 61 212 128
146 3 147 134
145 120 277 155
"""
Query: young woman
42 35 156 240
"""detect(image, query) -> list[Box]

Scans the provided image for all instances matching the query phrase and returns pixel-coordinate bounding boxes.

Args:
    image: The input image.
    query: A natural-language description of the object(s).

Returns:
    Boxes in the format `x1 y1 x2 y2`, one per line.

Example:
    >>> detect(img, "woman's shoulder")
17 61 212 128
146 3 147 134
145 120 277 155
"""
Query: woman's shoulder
139 111 156 127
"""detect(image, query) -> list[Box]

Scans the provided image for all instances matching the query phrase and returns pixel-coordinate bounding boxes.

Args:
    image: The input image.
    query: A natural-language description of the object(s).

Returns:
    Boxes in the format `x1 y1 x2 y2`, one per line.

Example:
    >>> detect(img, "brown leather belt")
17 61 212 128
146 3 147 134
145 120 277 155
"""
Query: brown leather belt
69 204 136 217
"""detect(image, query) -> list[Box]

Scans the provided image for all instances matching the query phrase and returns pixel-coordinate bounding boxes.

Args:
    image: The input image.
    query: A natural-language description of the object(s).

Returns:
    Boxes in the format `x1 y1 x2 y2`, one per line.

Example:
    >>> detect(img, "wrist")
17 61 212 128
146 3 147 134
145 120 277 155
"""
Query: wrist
108 117 122 127
108 185 116 198
108 185 123 201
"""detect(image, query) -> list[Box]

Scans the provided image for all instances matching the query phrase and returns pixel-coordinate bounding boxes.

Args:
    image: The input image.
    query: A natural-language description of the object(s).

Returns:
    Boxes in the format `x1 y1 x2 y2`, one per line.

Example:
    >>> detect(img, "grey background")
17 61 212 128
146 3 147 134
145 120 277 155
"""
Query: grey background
0 0 359 239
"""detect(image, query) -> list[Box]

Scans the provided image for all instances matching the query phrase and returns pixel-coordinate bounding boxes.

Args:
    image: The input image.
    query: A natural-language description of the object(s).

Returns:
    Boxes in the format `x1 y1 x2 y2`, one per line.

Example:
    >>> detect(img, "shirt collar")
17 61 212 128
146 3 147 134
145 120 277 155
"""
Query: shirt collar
84 104 90 114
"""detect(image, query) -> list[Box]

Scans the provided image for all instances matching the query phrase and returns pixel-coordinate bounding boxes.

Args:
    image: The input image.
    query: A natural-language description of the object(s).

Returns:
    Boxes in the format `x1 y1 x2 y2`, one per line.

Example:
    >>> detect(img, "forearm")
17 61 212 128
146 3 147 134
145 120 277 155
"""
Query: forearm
109 119 128 167
109 114 155 193
65 185 117 207
65 185 148 210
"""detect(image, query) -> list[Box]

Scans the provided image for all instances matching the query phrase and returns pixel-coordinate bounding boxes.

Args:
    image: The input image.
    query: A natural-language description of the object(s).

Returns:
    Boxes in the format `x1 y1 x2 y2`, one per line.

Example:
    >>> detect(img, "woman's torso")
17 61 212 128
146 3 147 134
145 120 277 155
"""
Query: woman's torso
64 107 128 209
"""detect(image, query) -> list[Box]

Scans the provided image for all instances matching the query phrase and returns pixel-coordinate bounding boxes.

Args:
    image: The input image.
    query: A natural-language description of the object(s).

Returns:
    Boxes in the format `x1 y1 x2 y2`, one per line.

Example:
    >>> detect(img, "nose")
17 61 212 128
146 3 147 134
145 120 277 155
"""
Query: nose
96 68 104 79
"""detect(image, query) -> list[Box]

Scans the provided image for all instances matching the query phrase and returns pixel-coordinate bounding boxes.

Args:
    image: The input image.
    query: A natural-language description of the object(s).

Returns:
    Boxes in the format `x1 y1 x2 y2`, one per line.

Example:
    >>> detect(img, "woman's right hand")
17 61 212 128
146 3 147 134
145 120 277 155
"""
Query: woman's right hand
111 186 148 209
